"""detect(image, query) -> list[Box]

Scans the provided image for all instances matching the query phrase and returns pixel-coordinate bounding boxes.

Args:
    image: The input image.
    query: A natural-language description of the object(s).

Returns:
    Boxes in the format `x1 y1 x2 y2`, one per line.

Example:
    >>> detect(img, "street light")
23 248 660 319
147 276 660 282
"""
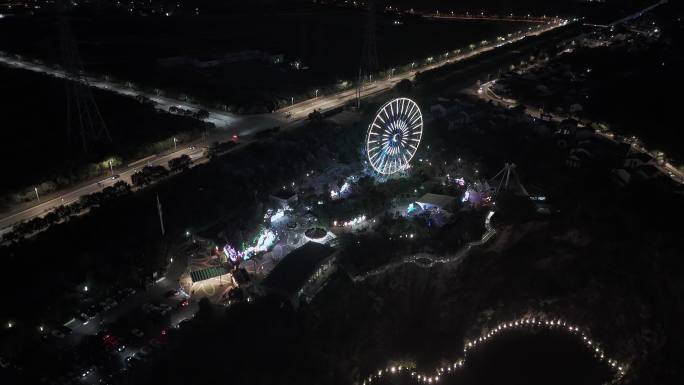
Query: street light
34 187 40 202
84 285 88 292
109 160 114 176
173 137 178 150
315 89 319 99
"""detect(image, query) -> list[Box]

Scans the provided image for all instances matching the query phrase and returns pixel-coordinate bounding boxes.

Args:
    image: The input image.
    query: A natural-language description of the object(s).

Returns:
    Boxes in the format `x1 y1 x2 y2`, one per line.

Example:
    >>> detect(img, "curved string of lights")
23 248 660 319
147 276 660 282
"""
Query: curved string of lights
366 98 423 175
351 211 496 283
360 315 627 385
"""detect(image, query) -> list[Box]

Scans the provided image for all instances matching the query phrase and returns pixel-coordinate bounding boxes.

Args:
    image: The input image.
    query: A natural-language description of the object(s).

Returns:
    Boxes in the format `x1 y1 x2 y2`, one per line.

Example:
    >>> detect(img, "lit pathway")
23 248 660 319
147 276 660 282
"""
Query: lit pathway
350 211 495 283
360 315 627 385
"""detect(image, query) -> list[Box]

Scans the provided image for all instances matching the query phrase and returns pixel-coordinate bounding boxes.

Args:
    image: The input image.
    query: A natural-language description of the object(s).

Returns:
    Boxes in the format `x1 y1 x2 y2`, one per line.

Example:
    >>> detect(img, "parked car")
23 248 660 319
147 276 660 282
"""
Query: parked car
139 346 153 357
85 305 99 318
142 303 157 314
99 301 112 312
158 303 173 315
51 329 65 338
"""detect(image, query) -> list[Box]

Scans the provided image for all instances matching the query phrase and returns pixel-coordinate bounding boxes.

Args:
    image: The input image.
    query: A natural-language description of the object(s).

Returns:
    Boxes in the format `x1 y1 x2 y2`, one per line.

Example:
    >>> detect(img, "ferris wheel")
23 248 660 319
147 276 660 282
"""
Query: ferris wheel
366 97 423 175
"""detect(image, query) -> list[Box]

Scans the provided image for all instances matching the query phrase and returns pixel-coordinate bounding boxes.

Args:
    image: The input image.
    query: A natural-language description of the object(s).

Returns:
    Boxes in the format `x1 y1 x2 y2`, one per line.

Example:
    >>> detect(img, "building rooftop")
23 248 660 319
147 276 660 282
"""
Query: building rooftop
626 152 653 163
190 267 229 283
262 241 335 297
416 193 458 209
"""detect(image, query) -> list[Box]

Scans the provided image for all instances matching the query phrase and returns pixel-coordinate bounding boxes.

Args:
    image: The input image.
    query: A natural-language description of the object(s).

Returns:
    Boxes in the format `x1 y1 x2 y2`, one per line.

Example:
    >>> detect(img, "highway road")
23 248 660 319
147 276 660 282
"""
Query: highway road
0 19 566 236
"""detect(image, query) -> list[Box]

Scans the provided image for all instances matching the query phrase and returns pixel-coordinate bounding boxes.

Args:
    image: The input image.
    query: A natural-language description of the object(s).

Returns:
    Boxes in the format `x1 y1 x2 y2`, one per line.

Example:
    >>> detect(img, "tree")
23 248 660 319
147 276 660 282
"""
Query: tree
168 154 192 171
307 109 324 123
196 297 214 321
131 171 149 187
195 109 210 120
395 79 413 94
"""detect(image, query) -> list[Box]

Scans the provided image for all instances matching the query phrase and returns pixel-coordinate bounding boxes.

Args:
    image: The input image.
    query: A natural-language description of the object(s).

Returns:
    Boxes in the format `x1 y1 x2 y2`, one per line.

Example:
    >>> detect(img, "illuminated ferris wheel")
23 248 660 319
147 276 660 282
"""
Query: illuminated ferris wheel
366 97 423 175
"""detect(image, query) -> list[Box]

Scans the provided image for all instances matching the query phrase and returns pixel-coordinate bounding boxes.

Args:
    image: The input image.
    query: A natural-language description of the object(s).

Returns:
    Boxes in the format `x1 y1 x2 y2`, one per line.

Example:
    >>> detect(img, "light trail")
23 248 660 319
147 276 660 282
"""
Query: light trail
361 315 627 385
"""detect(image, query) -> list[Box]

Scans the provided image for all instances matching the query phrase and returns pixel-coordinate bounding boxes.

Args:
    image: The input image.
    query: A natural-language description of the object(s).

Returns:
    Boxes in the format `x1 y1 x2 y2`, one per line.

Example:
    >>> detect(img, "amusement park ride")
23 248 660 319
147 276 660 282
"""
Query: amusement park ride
366 97 424 175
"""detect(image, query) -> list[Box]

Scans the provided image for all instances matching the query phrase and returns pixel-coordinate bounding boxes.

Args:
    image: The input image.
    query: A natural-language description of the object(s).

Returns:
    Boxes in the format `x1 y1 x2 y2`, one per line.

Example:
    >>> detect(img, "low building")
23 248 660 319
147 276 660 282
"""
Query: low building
611 168 632 187
634 164 661 181
624 152 654 170
262 241 336 300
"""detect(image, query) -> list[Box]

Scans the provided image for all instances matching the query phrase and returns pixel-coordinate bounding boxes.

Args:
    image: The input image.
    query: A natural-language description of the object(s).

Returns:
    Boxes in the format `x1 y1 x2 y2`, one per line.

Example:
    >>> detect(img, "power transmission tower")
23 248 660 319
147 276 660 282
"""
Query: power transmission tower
57 0 111 153
488 163 529 197
156 194 165 236
357 0 379 109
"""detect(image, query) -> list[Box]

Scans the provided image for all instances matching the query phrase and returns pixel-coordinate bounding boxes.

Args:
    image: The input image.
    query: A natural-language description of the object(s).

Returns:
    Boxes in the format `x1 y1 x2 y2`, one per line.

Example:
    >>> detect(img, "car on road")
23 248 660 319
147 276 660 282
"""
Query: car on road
179 298 189 308
80 366 93 378
111 174 120 180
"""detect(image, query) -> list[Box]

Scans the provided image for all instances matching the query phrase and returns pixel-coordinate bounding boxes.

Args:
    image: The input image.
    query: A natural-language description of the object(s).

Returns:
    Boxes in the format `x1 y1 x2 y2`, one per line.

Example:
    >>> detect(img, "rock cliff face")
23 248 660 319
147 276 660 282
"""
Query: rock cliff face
304 212 680 385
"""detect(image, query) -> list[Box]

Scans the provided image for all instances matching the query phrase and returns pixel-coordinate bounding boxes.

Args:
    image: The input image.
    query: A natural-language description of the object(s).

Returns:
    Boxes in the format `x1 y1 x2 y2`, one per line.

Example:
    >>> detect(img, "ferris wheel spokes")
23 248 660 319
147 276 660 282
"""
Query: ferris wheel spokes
366 97 423 175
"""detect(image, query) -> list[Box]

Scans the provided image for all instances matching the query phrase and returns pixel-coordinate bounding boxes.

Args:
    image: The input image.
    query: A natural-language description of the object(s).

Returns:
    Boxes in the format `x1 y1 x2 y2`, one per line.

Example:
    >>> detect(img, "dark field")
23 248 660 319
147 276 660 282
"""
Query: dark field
0 7 531 109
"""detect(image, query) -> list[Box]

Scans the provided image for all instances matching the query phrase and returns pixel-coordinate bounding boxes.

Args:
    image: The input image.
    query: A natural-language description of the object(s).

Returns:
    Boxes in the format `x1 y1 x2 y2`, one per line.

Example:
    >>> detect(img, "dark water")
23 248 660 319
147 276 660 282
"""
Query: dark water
372 329 615 385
